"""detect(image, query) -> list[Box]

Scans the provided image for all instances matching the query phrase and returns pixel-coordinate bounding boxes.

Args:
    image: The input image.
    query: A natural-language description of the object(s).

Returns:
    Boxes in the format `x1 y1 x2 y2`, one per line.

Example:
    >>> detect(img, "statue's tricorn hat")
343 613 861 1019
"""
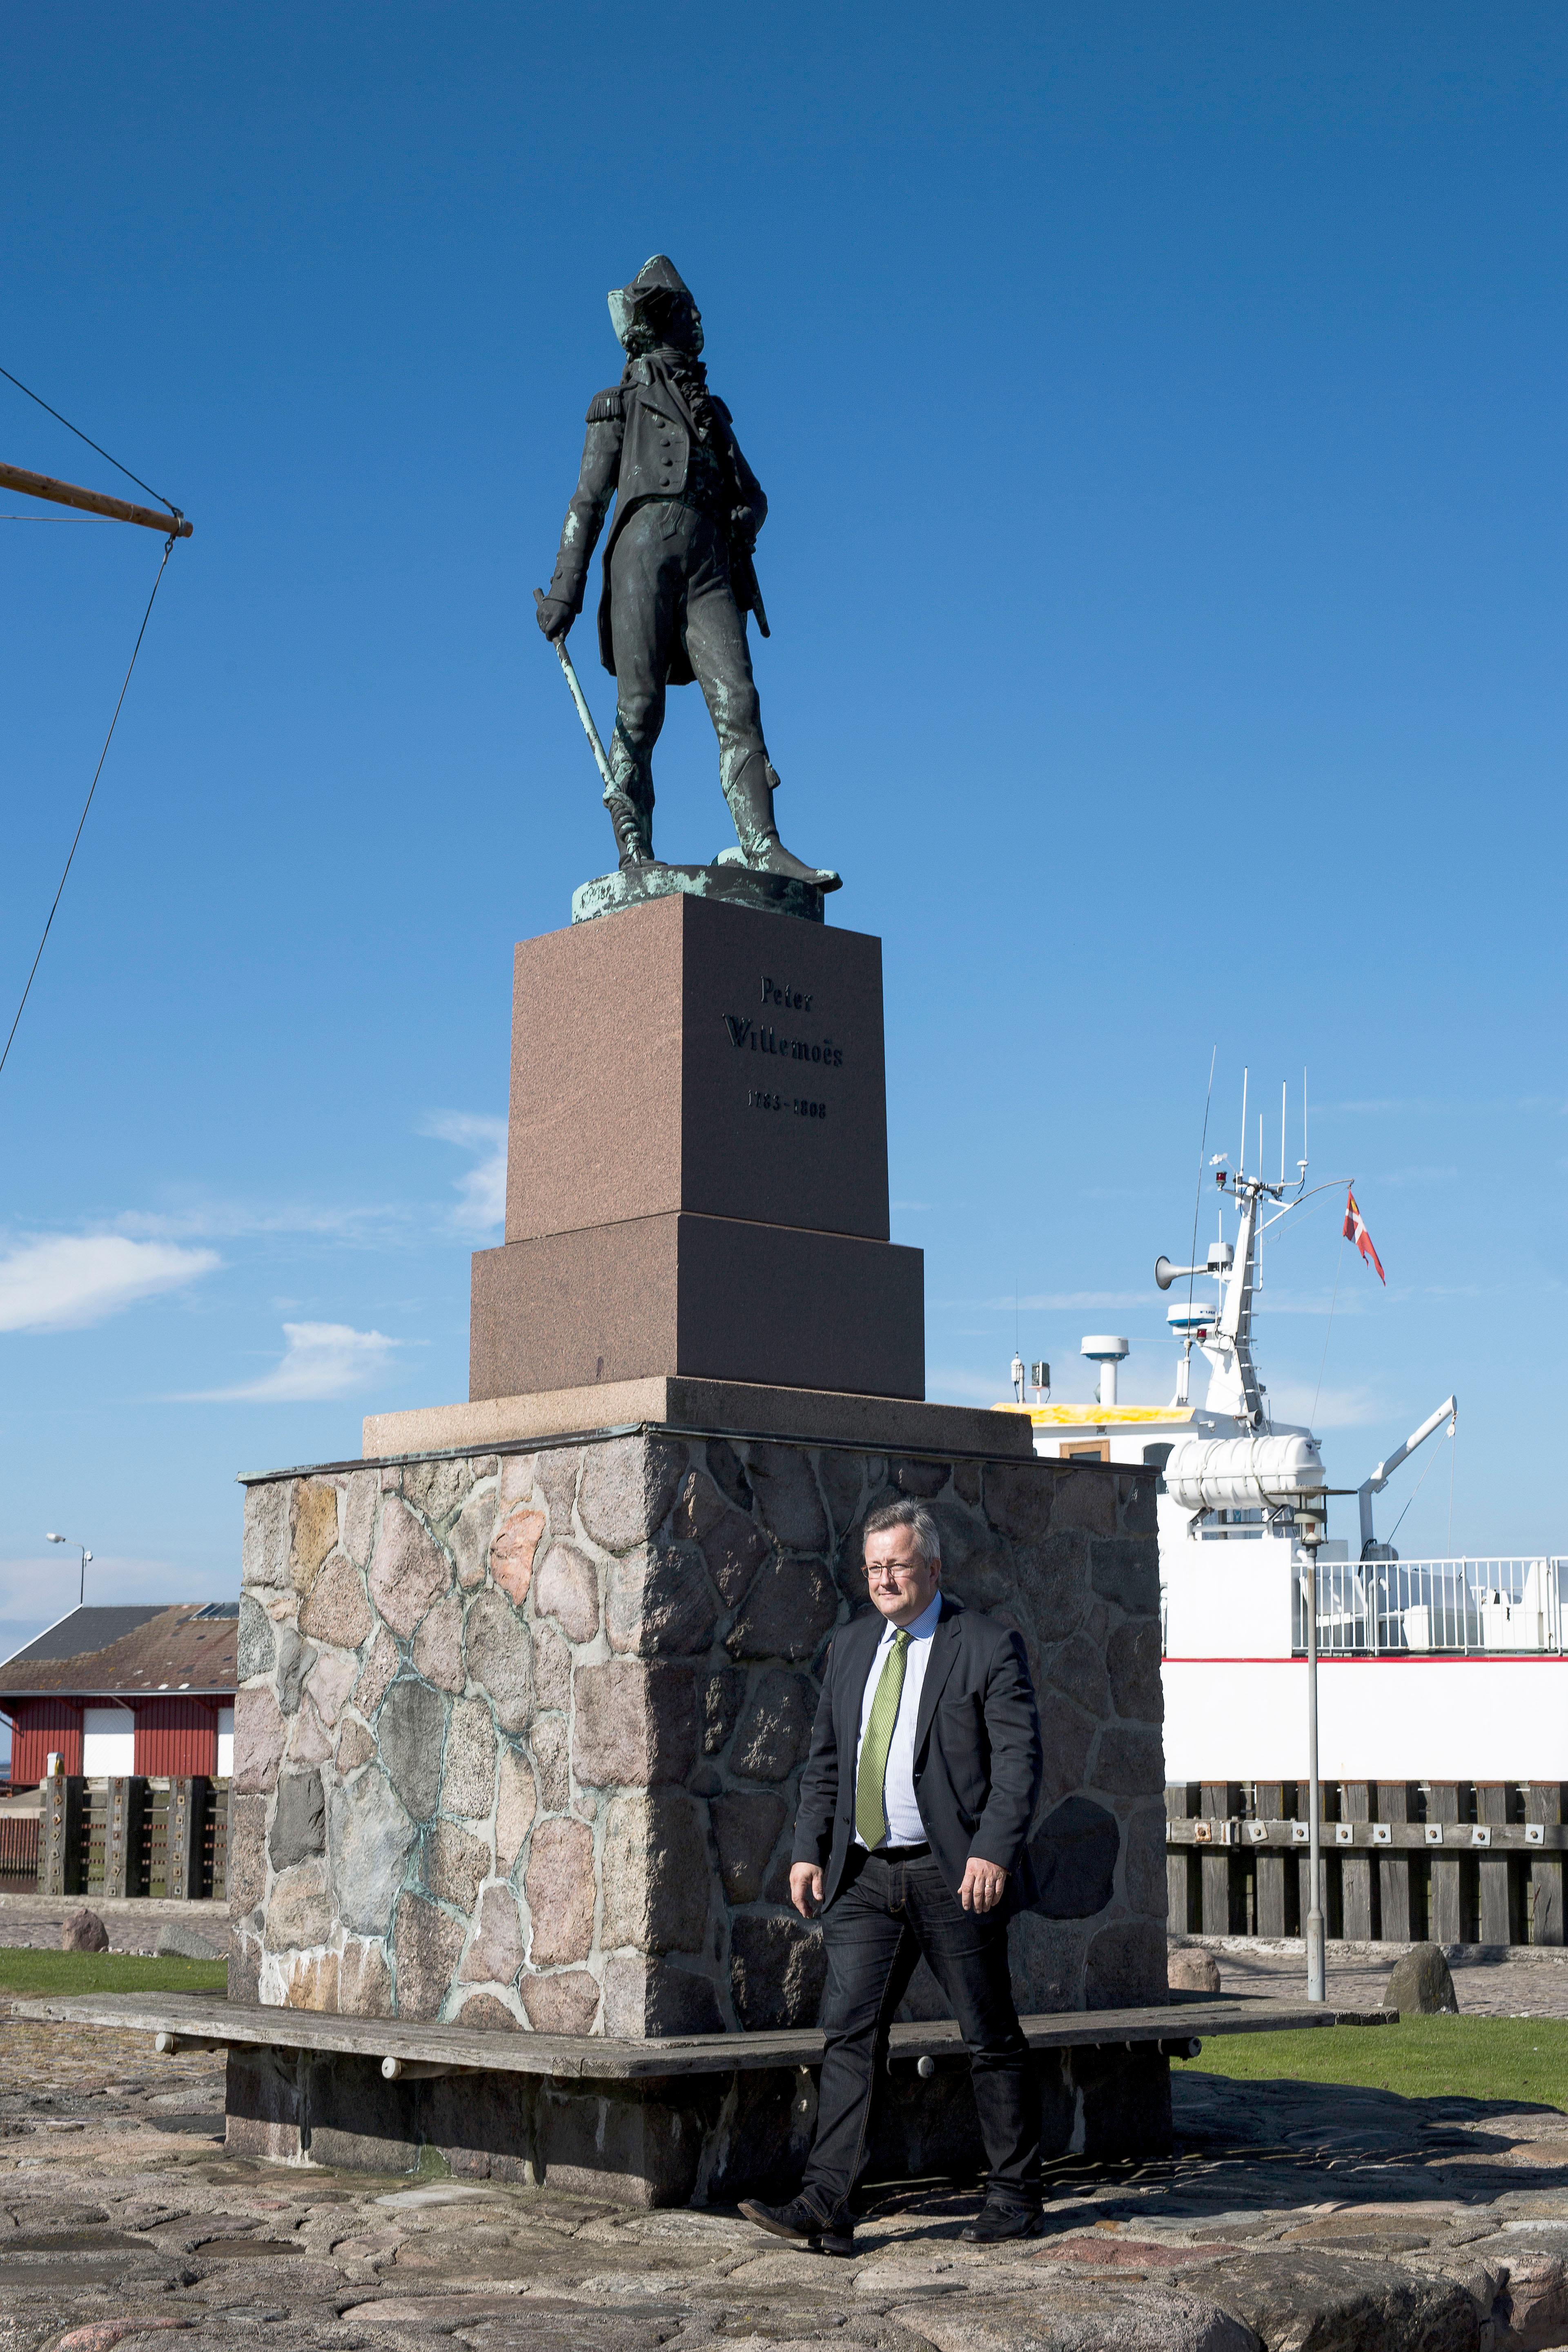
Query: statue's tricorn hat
608 254 695 349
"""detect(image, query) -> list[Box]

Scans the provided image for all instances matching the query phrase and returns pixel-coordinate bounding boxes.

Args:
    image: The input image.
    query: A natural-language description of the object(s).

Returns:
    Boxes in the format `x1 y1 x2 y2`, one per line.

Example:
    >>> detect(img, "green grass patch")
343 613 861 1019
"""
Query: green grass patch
1177 2014 1568 2111
0 1948 228 1998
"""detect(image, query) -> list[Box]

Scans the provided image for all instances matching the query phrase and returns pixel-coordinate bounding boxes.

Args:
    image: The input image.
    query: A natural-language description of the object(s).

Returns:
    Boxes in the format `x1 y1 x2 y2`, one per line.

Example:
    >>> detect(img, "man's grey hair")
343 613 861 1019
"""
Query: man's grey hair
862 1498 942 1570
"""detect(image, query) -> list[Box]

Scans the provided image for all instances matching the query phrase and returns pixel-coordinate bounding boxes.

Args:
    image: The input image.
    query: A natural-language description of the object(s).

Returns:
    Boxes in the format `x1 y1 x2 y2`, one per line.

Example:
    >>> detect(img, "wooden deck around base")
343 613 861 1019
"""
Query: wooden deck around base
10 1991 1394 2075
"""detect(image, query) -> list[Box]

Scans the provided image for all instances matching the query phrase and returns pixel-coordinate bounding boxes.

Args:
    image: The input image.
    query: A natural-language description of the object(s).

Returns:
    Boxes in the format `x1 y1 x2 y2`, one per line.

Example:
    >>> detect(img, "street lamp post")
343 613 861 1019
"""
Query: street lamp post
1294 1504 1327 2005
45 1533 93 1606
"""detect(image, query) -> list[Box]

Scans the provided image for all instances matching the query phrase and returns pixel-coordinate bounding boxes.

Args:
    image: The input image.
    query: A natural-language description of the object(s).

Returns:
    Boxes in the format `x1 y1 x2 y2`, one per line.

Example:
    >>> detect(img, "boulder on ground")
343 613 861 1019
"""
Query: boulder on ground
1384 1940 1458 2014
60 1908 109 1953
1168 1944 1223 1993
156 1922 223 1960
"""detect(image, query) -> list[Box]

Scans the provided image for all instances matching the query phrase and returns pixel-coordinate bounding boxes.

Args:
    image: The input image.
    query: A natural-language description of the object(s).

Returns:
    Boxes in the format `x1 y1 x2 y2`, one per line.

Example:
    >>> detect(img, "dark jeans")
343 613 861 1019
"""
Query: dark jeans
801 1849 1040 2228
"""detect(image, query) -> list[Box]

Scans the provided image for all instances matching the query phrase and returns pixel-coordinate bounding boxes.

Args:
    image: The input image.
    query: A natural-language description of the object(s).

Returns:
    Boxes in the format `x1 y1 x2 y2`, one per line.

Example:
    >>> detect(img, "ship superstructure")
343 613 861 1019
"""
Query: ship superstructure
999 1103 1566 1789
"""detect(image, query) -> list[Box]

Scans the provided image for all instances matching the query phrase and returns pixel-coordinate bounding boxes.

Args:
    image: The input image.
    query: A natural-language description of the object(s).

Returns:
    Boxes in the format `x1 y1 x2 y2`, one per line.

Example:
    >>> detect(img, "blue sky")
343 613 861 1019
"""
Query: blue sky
2 5 1564 1701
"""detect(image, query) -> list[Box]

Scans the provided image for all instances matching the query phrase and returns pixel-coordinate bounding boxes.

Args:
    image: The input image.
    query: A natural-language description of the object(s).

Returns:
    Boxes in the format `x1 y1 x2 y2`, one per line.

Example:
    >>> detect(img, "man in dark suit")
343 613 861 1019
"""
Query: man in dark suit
536 254 837 891
740 1498 1045 2256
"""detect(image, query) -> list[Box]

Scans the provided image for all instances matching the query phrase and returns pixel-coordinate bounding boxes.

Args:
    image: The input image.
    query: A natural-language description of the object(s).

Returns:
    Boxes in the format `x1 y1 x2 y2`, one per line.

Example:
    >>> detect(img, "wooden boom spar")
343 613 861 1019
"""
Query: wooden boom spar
0 459 192 537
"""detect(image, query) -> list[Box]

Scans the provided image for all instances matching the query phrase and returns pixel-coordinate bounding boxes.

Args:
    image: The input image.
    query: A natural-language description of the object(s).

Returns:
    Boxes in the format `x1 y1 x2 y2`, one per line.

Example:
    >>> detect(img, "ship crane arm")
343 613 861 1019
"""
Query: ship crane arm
1358 1395 1457 1555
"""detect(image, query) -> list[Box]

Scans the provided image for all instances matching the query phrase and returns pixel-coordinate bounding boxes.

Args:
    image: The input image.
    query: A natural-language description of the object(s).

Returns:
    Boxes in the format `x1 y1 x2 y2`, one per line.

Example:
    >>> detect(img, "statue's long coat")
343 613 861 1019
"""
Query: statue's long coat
545 365 767 686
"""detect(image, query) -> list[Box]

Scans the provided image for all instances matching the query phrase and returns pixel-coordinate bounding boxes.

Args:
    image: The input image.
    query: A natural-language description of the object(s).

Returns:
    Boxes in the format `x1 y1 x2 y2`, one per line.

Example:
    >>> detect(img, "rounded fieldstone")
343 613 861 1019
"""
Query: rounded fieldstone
671 1467 727 1543
451 1486 500 1590
1385 1942 1459 2015
1169 1946 1223 1993
392 1891 466 2020
232 1686 287 1795
335 1715 376 1774
327 1766 416 1938
601 1789 710 1954
464 1587 533 1735
1085 1918 1167 2009
1107 1617 1164 1722
242 1479 291 1592
1045 1630 1111 1724
699 1510 771 1606
412 1591 466 1693
577 1435 685 1553
379 1677 447 1821
460 1884 527 1986
520 1969 601 2034
745 1448 829 1552
525 1817 596 1964
341 1470 379 1568
728 1668 817 1783
441 1695 498 1823
338 1936 394 2017
369 1497 453 1639
606 1542 719 1656
237 1592 276 1683
702 1668 747 1756
299 1553 372 1650
725 1556 838 1663
710 1791 787 1905
729 1913 826 2029
290 1481 341 1593
494 1745 538 1875
533 1542 599 1643
534 1627 572 1712
353 1623 400 1724
227 1794 268 1914
60 1908 109 1953
456 1991 520 2031
269 1769 327 1872
303 1645 358 1730
493 1507 545 1606
1026 1794 1120 1920
424 1817 491 1914
1090 1726 1165 1800
264 1858 334 1953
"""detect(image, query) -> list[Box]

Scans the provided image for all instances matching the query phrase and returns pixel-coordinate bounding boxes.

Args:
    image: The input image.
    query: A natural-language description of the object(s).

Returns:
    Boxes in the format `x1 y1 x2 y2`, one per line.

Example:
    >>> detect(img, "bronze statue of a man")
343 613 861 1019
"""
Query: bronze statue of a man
537 256 838 889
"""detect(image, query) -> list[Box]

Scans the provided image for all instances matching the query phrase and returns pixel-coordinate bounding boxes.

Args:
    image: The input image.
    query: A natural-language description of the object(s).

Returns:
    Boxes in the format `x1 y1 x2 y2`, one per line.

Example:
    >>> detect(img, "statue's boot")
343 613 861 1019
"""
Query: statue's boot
605 732 663 869
722 753 842 892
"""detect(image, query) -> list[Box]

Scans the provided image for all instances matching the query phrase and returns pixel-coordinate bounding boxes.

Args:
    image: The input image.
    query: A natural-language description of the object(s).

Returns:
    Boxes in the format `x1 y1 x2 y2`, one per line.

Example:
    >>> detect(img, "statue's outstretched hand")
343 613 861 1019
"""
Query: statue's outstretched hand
536 595 575 644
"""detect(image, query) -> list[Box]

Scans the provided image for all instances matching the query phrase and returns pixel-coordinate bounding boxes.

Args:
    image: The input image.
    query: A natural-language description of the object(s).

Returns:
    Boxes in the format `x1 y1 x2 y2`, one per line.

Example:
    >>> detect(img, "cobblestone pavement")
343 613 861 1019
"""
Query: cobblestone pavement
5 2006 1568 2351
1183 1937 1568 2020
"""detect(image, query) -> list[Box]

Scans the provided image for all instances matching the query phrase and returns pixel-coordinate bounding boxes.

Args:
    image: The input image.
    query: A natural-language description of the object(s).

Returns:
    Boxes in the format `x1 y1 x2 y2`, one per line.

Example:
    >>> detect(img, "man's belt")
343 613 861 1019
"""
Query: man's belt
878 1842 931 1861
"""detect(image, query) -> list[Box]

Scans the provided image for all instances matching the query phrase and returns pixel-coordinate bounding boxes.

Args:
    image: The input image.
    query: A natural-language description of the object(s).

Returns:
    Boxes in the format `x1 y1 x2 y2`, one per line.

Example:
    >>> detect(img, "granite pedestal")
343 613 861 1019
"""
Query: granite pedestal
470 892 924 1400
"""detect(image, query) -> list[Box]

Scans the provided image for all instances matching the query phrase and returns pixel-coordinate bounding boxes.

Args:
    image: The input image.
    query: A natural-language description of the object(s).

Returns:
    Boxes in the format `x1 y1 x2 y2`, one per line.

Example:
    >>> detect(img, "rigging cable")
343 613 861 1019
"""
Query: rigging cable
0 531 176 1083
0 362 182 521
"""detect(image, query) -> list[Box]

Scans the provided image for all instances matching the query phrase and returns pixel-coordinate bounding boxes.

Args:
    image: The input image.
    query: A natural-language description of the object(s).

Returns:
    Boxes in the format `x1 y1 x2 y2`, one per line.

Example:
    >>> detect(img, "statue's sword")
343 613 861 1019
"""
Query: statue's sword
534 588 615 793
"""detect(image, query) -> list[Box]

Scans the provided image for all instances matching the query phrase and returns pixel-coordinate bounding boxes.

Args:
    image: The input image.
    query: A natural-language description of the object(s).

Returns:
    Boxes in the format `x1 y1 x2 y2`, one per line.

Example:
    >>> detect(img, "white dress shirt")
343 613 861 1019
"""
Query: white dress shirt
852 1589 944 1848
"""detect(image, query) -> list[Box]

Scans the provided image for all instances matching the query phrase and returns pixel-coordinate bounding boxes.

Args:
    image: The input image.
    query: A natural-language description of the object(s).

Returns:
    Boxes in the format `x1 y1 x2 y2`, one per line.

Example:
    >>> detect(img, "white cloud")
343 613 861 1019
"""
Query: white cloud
0 1234 220 1332
422 1111 508 1238
186 1321 403 1403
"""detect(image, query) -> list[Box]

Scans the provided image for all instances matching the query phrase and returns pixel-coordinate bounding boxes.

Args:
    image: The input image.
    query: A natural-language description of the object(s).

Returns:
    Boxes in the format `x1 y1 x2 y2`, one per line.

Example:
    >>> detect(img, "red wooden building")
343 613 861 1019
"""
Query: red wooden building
0 1604 238 1785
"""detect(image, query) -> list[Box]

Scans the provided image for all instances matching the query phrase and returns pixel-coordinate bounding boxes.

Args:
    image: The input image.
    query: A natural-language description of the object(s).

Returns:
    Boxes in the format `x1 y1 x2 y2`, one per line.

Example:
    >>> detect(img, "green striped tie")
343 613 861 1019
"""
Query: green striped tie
854 1629 912 1850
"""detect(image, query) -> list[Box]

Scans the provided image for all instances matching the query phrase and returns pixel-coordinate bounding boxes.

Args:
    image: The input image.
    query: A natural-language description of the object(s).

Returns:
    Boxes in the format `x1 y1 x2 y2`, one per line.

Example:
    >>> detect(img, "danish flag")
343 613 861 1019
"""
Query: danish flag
1344 1187 1385 1284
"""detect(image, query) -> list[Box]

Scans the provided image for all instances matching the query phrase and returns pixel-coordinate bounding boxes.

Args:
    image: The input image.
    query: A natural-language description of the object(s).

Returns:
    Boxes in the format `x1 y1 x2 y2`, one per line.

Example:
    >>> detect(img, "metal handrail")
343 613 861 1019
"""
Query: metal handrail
1291 1557 1568 1657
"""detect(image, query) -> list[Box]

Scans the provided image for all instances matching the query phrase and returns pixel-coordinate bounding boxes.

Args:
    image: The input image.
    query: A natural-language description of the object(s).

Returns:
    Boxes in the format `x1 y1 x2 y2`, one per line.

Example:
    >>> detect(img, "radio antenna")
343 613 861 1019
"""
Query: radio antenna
1239 1067 1248 1181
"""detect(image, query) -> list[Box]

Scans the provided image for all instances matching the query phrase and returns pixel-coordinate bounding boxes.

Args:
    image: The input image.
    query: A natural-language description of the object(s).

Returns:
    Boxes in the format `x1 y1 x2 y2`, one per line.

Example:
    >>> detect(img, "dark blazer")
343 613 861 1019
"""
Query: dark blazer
544 368 767 684
792 1595 1044 1913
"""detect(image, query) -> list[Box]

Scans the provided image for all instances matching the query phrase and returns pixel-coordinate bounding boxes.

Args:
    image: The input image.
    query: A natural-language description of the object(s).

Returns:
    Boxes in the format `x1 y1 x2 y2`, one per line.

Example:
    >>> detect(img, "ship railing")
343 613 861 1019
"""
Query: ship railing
1291 1557 1568 1657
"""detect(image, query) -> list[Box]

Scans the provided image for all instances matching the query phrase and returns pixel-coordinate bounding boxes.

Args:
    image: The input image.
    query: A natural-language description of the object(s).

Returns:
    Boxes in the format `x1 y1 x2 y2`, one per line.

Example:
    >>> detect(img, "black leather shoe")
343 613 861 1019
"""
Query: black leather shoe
960 2201 1047 2244
737 2195 855 2257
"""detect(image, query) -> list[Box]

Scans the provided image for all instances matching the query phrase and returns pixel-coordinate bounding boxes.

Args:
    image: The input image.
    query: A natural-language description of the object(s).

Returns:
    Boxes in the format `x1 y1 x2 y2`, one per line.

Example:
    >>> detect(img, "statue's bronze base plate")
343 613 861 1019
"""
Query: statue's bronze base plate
572 860 828 925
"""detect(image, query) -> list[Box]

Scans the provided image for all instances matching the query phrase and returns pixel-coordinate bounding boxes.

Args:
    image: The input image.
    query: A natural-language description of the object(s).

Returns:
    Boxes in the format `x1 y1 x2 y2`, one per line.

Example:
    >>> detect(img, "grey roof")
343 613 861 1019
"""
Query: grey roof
0 1604 239 1699
1 1607 165 1669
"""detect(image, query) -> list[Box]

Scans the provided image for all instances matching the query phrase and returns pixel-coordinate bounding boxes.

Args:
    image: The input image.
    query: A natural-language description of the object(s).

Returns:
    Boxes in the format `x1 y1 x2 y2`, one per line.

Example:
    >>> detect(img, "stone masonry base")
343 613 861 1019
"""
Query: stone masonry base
224 2040 1171 2205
